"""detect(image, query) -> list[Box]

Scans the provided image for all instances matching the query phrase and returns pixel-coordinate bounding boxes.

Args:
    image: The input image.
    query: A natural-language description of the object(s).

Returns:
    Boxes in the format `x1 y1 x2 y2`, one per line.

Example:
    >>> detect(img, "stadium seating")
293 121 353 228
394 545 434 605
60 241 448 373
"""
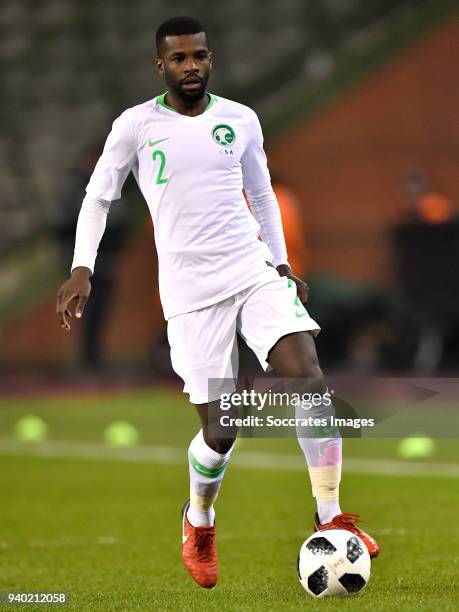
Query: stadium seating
0 0 424 253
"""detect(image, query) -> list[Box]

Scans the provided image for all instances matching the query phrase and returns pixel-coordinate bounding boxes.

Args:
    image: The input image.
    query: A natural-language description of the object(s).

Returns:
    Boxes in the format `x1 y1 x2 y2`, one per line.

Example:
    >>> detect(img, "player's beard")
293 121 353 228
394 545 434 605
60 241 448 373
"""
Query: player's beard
168 73 209 104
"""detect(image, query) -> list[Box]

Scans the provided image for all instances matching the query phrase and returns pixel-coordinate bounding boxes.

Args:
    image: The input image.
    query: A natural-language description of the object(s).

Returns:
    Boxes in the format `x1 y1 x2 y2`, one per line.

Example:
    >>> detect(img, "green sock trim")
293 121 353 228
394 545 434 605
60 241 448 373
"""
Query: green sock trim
189 451 228 478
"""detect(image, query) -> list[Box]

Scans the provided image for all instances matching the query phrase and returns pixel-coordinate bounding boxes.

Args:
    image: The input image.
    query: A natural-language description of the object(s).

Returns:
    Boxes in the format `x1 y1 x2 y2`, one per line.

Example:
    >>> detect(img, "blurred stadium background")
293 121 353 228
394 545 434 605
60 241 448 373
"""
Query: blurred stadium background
2 0 459 373
1 1 458 609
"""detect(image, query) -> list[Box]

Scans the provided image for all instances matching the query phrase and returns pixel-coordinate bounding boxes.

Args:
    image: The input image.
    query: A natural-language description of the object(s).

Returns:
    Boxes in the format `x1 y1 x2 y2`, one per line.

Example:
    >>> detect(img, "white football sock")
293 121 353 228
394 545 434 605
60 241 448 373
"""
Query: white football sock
296 402 343 525
316 499 342 524
187 430 234 527
299 438 343 523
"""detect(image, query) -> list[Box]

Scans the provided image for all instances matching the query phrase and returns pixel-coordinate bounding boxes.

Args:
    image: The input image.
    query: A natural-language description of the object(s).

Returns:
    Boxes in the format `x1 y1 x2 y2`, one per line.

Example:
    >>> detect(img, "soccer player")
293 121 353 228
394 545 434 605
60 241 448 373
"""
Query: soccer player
56 16 379 589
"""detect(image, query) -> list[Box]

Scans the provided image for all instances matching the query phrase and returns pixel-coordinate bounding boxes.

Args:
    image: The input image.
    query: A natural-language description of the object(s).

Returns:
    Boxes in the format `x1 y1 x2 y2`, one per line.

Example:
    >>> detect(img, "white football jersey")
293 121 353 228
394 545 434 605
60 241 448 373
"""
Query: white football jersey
85 93 285 319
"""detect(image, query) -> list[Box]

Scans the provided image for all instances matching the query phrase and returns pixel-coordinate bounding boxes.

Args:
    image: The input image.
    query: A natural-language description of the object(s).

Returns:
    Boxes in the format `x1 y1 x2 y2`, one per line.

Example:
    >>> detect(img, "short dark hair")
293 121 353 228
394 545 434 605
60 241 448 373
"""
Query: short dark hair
156 16 208 56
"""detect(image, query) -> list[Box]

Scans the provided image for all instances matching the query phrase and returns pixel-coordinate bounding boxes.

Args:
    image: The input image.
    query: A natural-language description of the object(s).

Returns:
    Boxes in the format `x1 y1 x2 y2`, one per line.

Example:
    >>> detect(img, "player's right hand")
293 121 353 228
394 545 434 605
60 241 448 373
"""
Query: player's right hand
56 267 91 331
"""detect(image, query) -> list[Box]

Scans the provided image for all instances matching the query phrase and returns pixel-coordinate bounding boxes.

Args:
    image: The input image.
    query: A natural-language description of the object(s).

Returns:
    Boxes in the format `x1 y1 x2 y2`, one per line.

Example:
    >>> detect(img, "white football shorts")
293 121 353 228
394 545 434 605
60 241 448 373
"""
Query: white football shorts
167 266 320 404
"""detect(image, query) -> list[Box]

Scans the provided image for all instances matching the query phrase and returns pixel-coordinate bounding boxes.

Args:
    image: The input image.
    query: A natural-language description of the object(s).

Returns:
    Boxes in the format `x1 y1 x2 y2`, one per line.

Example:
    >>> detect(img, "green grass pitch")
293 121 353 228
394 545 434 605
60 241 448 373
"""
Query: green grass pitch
0 388 458 610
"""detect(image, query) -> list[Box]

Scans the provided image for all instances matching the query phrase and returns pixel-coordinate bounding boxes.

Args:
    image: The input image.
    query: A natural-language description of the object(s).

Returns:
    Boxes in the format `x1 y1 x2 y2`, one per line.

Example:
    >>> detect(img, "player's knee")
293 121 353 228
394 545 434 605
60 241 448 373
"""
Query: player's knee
286 364 327 399
306 363 325 386
286 361 325 385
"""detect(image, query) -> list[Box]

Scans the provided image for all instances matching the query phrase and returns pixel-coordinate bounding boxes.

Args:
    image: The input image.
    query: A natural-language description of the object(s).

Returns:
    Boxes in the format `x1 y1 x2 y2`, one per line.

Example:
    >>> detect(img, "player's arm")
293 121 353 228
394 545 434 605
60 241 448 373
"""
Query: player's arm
241 111 309 305
56 110 136 330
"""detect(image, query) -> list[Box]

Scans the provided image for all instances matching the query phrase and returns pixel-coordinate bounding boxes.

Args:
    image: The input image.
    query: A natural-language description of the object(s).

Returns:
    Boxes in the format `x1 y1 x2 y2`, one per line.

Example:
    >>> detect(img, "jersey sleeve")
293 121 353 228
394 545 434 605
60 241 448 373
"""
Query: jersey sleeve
71 196 110 275
241 111 289 268
241 110 272 192
85 109 137 201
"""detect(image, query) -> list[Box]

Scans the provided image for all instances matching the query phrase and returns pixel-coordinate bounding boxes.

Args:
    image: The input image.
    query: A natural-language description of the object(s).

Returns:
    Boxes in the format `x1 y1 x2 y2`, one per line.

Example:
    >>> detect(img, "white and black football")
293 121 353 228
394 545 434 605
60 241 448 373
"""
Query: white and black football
297 529 371 597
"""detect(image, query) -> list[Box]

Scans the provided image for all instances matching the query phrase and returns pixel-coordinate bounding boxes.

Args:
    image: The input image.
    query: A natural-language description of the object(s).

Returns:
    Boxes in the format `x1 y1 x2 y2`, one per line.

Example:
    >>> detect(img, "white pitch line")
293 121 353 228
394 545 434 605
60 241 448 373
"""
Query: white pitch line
0 438 458 478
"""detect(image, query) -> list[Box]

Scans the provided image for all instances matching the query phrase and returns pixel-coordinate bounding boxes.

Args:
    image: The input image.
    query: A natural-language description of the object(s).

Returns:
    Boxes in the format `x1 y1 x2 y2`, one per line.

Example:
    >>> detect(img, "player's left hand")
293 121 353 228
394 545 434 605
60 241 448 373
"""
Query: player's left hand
276 264 309 305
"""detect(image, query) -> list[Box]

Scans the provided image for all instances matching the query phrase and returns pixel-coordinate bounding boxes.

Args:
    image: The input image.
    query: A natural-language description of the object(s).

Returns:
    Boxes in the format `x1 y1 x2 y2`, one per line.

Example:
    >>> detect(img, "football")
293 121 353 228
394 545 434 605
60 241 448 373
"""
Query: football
297 529 371 597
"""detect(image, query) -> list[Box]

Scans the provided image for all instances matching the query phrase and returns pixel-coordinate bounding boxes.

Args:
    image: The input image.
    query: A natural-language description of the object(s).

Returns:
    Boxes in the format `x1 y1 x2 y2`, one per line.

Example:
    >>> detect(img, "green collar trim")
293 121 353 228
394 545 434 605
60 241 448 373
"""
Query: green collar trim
156 92 216 114
206 92 217 111
156 92 178 113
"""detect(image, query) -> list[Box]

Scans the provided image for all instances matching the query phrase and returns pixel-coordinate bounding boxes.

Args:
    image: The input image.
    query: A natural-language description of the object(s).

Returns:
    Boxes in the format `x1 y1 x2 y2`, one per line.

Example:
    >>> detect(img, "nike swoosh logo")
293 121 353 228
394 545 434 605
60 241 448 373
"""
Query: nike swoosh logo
148 137 169 147
295 311 307 318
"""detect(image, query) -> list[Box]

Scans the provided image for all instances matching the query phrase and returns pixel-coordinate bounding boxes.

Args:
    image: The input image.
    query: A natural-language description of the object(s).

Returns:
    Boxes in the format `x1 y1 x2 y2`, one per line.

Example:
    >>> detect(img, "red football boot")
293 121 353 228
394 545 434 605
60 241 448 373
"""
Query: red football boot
314 512 380 558
181 501 218 588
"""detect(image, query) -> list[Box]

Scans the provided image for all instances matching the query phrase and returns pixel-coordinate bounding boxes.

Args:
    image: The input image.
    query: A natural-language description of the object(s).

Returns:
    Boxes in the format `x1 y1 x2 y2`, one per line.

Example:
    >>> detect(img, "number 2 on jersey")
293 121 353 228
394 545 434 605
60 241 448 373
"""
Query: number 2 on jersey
152 149 168 185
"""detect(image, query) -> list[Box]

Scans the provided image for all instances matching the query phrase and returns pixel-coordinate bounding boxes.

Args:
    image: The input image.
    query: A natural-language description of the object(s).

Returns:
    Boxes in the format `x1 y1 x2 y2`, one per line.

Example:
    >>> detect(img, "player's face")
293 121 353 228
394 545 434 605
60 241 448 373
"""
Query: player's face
155 33 212 101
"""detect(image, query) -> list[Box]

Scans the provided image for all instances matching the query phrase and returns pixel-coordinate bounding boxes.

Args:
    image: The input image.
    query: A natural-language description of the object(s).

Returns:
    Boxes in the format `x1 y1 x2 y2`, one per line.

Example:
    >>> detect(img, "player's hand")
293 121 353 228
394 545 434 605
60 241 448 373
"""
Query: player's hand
276 264 309 305
56 267 92 331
